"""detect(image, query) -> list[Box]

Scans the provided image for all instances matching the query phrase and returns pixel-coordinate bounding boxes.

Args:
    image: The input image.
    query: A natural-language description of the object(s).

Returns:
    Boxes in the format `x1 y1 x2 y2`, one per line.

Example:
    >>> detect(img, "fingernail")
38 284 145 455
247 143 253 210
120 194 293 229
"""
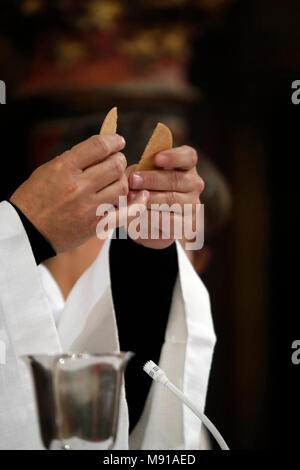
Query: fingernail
120 136 126 146
156 153 168 166
131 173 143 188
127 191 136 203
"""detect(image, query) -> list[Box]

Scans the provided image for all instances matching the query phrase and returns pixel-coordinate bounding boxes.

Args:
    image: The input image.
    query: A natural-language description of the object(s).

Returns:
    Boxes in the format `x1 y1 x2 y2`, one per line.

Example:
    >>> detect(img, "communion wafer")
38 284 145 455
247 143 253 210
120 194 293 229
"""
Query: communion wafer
136 122 173 171
100 107 118 135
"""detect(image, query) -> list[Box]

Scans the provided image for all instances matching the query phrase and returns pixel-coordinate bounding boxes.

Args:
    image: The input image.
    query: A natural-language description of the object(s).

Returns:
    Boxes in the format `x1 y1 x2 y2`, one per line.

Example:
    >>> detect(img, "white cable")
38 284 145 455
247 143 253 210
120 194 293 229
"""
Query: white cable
143 360 229 451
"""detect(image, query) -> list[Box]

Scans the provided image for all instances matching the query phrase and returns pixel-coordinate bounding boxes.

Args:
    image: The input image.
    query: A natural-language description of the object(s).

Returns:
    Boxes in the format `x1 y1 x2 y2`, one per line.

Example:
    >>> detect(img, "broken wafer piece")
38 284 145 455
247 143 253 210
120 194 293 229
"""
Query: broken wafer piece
100 107 118 135
136 122 173 171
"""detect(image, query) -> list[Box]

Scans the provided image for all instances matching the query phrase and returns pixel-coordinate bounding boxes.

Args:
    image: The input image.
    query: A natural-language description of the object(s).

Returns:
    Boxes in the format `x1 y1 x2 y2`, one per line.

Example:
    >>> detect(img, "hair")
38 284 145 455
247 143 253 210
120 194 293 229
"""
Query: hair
197 152 232 237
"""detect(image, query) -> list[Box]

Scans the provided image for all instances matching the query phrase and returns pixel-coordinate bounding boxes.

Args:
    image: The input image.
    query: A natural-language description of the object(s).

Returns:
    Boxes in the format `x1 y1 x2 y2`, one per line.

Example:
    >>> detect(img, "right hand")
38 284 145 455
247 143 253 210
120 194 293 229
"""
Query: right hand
10 134 137 253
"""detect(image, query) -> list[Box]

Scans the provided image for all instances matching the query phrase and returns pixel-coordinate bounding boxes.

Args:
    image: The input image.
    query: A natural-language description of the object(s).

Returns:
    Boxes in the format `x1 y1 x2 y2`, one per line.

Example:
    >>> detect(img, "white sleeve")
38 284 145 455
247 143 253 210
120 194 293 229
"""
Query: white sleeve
0 201 61 356
0 201 62 449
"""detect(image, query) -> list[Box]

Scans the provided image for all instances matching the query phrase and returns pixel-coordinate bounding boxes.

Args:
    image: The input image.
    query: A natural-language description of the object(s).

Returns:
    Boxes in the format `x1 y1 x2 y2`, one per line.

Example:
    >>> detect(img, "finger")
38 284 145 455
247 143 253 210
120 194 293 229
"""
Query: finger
118 190 149 228
96 190 149 240
83 152 127 191
66 134 125 170
143 204 200 238
129 169 196 193
96 174 129 206
128 190 197 211
138 210 185 239
125 164 137 179
154 145 198 170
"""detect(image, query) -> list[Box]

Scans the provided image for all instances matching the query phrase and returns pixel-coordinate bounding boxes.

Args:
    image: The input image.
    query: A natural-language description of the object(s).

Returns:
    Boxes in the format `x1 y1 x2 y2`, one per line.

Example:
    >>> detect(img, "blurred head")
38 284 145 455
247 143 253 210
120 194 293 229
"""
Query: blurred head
190 152 232 274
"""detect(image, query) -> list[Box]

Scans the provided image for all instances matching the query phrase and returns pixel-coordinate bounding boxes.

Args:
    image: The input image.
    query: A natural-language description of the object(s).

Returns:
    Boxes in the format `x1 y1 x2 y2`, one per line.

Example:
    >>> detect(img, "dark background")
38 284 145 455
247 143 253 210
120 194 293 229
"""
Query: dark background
1 0 299 449
188 0 299 449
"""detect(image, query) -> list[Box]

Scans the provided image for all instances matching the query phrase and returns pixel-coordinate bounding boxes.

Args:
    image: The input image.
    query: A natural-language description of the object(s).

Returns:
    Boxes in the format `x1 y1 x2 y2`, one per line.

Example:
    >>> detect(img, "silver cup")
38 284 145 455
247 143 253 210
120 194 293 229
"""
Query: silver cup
23 352 133 449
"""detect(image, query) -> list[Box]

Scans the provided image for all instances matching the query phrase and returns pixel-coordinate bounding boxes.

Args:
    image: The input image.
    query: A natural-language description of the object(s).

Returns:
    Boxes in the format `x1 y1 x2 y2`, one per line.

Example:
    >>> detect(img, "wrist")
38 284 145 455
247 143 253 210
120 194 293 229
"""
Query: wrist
8 201 56 264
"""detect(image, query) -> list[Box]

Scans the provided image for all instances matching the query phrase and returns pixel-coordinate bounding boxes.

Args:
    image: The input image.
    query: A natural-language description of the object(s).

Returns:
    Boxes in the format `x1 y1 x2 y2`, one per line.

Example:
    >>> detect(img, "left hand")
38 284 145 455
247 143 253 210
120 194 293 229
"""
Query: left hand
127 145 205 249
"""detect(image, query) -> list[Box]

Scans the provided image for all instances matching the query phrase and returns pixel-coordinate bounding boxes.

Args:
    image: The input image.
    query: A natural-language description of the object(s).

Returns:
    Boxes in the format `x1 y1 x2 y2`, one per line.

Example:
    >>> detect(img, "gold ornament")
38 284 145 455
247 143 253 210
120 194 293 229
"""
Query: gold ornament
21 0 44 15
85 0 122 31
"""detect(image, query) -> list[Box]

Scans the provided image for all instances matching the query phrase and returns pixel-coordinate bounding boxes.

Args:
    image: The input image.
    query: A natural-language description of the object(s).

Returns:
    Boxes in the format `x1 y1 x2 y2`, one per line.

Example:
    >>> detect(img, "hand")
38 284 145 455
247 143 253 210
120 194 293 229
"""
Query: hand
10 134 131 253
127 145 204 249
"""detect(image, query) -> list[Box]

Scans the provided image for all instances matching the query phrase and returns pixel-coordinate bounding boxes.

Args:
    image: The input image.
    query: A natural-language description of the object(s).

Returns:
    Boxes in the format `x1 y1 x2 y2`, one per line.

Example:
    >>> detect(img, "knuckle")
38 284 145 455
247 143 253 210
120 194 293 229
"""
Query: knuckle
59 149 70 160
115 152 127 170
195 175 205 194
185 171 194 189
119 175 129 196
171 170 180 190
91 135 109 154
90 135 101 146
118 152 127 168
167 191 176 206
184 145 198 166
65 178 79 196
51 155 65 172
112 158 125 178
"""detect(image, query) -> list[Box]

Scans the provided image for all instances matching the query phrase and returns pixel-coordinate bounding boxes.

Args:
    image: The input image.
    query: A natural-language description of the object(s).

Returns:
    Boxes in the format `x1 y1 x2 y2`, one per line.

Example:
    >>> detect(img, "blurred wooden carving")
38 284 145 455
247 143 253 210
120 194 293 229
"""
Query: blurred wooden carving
0 0 235 95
